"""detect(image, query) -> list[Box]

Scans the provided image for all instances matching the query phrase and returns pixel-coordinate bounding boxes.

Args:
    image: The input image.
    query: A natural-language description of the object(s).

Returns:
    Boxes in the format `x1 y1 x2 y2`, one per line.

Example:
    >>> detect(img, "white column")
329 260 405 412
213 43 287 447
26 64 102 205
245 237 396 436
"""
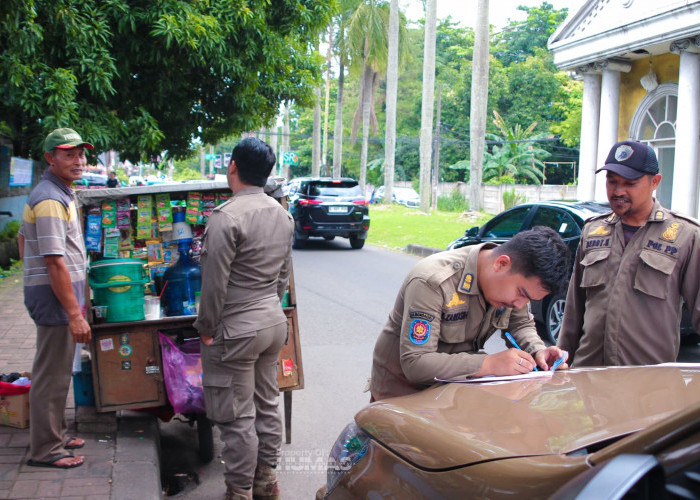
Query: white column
578 71 601 201
595 67 621 202
671 41 700 217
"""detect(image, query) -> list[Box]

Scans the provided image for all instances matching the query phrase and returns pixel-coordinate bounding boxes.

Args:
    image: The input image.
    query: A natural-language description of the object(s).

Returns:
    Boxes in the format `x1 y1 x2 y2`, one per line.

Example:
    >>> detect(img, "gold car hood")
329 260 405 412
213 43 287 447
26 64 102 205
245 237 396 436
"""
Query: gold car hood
356 365 700 470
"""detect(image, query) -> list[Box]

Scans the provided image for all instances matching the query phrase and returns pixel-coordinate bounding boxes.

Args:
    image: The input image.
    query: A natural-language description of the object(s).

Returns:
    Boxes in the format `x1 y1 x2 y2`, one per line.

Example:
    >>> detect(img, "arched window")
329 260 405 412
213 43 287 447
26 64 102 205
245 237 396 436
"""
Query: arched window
629 83 678 207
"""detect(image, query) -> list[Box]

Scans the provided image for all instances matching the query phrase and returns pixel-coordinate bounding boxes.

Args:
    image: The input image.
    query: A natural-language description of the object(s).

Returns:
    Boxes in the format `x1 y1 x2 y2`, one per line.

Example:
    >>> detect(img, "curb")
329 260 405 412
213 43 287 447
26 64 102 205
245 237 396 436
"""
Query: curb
112 410 162 500
403 244 442 257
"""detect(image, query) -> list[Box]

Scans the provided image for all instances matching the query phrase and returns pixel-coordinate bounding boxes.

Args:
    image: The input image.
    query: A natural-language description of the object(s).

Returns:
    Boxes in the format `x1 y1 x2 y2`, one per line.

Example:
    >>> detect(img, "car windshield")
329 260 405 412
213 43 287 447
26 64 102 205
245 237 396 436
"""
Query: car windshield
308 182 362 197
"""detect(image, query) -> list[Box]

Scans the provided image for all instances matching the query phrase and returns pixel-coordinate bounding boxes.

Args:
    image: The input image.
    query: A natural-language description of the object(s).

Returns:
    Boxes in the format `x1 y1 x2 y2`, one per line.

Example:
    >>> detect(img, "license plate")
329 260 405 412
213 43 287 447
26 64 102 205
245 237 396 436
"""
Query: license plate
328 206 347 214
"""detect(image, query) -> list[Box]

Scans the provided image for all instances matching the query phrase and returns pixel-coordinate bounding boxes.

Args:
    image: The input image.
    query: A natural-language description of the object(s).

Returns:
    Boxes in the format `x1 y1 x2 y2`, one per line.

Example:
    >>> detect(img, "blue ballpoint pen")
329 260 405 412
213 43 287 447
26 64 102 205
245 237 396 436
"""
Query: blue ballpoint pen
504 331 539 371
551 355 567 372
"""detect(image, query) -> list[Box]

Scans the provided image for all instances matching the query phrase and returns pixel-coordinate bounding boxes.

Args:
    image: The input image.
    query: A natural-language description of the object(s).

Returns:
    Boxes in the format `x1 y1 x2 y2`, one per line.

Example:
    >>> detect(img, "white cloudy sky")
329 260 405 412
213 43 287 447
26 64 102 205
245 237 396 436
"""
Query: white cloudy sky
401 0 585 31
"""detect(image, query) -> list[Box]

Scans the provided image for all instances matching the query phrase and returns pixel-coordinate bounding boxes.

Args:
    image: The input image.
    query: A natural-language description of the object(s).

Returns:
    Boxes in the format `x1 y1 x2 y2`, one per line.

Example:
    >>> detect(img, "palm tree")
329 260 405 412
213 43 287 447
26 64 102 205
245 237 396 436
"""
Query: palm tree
332 0 361 178
470 0 489 211
482 111 549 184
347 0 390 192
419 0 437 214
382 0 400 205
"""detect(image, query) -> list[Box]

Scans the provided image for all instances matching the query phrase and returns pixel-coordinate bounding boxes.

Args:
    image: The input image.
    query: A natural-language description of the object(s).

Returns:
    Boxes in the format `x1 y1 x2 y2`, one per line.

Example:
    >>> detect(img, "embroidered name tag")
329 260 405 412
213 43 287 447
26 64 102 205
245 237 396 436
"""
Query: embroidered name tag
585 237 611 249
645 239 678 256
441 310 467 322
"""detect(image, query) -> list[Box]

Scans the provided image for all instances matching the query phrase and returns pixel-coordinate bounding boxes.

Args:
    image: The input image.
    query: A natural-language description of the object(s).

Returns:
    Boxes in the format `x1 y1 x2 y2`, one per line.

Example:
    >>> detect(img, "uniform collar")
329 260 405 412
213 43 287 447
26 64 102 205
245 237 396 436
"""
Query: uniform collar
603 199 666 225
233 186 264 197
43 170 75 199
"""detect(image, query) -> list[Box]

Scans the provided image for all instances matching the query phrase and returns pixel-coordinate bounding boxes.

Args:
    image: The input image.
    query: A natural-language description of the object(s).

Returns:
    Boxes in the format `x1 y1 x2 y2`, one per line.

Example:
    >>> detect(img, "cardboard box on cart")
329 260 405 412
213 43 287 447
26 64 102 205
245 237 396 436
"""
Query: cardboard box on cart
0 378 31 429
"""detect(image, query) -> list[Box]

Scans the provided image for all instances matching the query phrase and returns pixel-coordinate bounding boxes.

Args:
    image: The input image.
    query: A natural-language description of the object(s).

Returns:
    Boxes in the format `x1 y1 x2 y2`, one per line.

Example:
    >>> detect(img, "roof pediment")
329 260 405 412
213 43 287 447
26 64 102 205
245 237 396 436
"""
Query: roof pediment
548 0 700 69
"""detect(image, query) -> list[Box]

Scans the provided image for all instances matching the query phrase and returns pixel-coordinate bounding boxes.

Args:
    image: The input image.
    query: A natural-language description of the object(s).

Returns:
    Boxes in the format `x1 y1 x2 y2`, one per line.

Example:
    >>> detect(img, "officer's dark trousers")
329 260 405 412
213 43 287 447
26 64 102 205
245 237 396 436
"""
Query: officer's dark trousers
201 322 286 490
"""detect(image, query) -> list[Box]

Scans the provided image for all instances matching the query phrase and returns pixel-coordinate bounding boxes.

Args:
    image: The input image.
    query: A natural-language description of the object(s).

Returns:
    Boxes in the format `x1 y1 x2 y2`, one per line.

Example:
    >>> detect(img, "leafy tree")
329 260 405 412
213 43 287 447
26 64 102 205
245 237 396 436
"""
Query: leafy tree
493 2 568 66
0 0 334 161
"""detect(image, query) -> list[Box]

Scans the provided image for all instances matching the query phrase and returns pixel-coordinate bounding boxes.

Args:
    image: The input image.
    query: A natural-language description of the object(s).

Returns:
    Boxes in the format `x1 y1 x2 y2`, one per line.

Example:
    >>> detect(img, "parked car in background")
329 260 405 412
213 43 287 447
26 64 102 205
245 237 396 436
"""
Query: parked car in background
80 172 108 186
371 186 420 208
447 201 609 344
447 200 699 346
286 177 370 249
317 364 700 499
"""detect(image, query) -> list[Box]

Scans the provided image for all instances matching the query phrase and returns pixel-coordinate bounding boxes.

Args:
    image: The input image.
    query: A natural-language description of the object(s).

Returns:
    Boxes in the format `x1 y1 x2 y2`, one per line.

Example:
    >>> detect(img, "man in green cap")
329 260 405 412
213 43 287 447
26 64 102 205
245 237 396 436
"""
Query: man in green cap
18 127 94 469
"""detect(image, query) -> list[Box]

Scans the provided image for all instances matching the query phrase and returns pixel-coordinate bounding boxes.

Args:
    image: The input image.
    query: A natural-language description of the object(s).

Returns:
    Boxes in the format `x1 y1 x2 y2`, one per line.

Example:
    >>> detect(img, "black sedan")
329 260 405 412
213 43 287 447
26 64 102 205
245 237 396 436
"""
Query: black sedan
447 201 610 344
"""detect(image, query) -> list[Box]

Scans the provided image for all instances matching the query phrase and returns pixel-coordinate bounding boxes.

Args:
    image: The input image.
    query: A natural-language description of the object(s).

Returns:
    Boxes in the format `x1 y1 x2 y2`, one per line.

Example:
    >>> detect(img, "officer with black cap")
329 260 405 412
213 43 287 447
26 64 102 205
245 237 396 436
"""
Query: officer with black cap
558 140 700 366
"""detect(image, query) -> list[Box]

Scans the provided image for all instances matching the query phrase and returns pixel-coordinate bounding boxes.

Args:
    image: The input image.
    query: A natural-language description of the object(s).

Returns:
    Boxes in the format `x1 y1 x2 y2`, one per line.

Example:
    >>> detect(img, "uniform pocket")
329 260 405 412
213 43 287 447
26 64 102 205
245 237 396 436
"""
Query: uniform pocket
580 249 610 288
202 373 235 423
634 249 676 300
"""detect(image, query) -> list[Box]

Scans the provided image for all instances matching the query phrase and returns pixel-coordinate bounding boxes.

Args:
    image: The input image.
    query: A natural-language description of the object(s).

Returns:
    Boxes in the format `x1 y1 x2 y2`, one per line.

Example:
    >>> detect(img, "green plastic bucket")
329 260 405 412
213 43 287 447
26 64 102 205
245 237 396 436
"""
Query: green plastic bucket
89 259 149 322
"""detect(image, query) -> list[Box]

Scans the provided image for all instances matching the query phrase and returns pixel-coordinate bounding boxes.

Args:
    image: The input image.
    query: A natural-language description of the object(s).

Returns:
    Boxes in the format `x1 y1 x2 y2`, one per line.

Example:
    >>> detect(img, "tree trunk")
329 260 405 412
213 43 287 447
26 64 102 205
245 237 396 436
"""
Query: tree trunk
199 146 206 178
470 0 490 212
333 57 345 178
312 85 322 177
282 101 291 180
431 84 442 211
419 0 437 214
322 24 333 173
383 0 400 205
359 63 373 193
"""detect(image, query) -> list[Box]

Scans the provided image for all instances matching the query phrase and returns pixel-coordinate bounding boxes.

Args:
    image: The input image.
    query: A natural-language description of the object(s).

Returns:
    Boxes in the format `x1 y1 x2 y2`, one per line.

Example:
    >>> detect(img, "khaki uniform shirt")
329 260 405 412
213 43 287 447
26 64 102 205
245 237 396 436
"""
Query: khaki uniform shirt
558 200 700 366
370 243 546 400
193 186 294 339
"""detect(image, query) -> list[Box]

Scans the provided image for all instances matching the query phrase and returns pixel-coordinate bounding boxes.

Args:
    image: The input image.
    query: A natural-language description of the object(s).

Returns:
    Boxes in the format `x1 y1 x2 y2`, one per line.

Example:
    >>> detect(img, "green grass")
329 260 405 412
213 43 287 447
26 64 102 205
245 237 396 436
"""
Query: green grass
367 204 493 251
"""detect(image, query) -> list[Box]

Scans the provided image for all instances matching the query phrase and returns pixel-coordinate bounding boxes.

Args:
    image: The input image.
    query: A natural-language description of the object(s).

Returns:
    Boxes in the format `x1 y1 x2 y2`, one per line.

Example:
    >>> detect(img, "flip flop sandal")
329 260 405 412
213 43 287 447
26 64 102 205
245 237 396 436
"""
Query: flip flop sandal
64 436 85 449
27 452 83 469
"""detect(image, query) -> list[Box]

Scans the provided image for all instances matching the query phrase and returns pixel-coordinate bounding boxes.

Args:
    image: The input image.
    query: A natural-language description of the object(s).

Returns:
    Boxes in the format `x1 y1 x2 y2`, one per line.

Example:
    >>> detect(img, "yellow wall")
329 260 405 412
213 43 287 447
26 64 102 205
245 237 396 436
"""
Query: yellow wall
618 52 680 139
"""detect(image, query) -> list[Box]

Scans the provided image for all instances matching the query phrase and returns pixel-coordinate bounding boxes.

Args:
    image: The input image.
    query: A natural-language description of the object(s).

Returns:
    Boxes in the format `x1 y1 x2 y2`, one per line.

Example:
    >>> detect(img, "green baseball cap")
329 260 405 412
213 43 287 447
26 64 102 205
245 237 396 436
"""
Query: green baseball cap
43 128 94 153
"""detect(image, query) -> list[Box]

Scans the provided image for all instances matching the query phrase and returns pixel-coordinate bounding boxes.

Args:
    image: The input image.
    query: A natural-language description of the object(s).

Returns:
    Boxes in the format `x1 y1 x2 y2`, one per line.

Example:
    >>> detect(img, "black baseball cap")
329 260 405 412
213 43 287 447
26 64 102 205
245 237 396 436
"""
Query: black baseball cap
596 140 659 180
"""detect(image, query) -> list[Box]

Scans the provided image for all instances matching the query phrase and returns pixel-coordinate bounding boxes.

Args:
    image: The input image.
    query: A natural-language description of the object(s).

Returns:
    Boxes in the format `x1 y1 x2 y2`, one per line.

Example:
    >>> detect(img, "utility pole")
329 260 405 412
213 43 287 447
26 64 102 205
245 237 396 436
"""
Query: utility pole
431 84 442 211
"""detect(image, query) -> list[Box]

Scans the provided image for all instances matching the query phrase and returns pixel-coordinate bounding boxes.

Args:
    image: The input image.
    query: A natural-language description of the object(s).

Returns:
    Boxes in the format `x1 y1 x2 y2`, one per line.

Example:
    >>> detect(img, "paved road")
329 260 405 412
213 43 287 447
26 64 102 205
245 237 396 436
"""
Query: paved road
159 240 422 498
158 240 700 498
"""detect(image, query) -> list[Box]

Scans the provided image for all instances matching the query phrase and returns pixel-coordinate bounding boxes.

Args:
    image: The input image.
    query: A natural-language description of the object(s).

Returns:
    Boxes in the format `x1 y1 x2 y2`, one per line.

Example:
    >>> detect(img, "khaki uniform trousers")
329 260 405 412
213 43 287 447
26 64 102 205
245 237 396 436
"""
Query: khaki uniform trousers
29 324 75 462
201 322 287 490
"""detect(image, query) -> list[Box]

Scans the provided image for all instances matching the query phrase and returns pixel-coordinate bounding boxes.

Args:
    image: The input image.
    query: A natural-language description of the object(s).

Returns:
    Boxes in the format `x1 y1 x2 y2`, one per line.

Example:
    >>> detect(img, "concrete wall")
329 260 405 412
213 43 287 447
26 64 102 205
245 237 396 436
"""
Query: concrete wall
394 181 579 215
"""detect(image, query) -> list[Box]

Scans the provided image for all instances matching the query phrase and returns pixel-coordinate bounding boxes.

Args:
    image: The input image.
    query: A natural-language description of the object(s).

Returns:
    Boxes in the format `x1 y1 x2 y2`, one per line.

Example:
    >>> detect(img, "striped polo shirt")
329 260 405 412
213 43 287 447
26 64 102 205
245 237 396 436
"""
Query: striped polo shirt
21 170 87 326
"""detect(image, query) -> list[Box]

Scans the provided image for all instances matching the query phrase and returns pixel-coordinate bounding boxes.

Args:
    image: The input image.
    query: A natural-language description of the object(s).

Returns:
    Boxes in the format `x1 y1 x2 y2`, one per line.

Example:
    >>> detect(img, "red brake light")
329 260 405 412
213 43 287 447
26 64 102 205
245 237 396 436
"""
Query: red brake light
353 199 368 205
299 199 323 205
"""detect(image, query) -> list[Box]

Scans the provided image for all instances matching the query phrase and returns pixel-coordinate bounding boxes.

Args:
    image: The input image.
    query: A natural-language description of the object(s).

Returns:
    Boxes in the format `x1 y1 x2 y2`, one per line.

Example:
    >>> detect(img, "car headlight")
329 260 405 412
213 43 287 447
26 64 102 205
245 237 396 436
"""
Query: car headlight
326 421 371 493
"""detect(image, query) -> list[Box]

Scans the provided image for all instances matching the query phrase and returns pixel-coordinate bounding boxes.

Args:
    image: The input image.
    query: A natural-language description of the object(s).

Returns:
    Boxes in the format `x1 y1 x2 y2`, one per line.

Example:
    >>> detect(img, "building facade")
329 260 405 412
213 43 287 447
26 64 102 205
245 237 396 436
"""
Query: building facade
548 0 700 216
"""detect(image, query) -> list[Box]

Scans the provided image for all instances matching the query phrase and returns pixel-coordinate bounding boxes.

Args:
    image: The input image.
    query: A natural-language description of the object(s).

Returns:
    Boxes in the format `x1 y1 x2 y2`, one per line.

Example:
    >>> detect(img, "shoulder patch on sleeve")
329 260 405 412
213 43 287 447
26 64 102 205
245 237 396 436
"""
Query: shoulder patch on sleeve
409 319 431 345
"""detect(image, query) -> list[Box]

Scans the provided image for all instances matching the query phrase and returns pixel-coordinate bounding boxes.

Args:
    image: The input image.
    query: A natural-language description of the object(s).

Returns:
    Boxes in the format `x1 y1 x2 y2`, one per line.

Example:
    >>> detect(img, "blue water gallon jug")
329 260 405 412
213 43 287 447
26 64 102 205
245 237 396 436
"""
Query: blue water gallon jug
162 242 201 316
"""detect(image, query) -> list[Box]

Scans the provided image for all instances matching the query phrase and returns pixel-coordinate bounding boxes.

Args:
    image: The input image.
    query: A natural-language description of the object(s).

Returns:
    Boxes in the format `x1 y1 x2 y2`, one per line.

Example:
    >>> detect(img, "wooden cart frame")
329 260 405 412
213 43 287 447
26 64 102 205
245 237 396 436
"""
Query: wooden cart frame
76 180 303 443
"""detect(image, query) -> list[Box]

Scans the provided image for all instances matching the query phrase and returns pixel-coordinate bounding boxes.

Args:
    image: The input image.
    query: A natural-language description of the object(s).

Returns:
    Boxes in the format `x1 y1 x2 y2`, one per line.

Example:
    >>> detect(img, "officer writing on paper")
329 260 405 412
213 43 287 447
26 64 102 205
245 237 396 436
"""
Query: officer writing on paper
370 226 571 401
558 140 700 366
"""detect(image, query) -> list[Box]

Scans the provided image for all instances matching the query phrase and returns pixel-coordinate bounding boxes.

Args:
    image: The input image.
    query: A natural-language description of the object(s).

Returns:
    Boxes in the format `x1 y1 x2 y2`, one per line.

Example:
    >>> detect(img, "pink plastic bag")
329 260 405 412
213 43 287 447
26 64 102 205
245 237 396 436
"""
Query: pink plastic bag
158 332 205 414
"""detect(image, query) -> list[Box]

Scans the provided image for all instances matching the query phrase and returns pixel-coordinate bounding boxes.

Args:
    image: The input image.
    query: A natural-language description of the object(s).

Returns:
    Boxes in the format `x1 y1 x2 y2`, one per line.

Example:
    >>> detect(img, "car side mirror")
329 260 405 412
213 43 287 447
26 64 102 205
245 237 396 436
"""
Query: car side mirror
465 226 479 237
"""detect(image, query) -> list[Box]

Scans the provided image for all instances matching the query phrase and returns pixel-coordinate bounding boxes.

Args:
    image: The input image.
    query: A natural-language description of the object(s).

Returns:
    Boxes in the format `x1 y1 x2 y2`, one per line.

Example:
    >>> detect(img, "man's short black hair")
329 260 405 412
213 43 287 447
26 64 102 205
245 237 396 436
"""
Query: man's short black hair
231 137 276 187
493 226 571 295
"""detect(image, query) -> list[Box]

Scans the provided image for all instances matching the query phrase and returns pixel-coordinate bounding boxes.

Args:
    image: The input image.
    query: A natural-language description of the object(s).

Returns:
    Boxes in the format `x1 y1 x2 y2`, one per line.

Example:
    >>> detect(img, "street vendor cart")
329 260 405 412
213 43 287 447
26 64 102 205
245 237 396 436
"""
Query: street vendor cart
75 179 303 457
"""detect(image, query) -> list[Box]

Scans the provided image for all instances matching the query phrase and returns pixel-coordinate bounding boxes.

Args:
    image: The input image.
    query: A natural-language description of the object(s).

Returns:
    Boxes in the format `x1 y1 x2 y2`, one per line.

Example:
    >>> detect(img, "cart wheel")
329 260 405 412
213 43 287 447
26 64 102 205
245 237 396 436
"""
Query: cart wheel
195 413 214 463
